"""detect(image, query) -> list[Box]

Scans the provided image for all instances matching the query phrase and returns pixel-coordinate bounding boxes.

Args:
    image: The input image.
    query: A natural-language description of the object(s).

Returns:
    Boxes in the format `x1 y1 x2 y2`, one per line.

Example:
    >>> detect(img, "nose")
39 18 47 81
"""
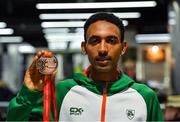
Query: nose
98 40 108 56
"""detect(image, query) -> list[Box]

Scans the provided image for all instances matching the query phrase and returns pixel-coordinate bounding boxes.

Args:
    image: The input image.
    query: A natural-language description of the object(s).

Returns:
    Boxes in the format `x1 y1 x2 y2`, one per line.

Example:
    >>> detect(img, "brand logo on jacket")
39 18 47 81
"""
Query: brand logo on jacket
70 107 84 115
126 109 135 120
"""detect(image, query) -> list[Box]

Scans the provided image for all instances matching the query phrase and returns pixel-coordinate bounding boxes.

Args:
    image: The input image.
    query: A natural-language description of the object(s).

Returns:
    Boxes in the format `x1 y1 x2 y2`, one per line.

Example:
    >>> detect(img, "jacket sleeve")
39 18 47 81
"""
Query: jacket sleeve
149 93 164 121
6 84 43 121
142 87 164 121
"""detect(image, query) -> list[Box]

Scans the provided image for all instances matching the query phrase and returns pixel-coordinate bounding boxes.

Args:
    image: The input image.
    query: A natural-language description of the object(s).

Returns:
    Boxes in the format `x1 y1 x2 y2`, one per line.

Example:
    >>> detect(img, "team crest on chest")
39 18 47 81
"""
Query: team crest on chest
126 109 135 120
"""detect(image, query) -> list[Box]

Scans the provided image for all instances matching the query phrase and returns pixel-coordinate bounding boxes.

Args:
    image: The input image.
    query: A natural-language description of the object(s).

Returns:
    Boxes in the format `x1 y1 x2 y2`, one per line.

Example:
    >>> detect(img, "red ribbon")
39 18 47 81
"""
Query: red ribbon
43 75 58 121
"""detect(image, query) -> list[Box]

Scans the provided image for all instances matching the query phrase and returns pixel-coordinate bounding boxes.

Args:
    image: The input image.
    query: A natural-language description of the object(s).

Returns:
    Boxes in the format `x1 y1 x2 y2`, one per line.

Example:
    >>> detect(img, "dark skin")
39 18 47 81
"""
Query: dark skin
24 20 127 91
81 20 127 82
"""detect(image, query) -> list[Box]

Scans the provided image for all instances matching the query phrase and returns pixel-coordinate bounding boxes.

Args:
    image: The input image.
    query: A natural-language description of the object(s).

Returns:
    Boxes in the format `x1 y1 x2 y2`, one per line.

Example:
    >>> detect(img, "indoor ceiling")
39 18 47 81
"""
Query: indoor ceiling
0 0 169 47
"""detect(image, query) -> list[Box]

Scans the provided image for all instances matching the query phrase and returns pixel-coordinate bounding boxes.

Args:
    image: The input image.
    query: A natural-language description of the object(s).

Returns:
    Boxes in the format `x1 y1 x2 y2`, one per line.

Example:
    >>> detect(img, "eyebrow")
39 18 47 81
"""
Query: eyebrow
88 35 119 39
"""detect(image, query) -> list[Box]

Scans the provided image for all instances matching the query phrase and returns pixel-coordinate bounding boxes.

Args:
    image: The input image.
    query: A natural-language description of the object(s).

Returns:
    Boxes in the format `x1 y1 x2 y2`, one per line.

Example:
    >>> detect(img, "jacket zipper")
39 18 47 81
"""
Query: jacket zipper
100 82 108 122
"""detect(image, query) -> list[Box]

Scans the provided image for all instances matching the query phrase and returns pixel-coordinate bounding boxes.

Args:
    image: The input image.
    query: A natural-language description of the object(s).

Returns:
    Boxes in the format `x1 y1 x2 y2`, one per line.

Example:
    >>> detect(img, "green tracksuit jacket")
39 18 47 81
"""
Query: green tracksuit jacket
7 72 163 121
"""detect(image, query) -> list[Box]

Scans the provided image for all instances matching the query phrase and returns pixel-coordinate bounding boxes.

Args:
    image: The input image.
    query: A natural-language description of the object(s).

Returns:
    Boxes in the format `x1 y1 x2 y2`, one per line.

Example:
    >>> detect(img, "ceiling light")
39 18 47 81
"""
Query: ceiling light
0 28 14 35
169 11 176 18
122 20 128 26
18 44 36 53
41 20 128 28
0 22 7 28
45 33 84 42
76 28 84 33
0 36 23 43
43 28 84 34
151 45 159 53
41 21 85 28
168 19 176 25
48 41 68 50
48 40 82 50
42 28 69 34
70 41 82 50
135 34 171 43
39 12 141 20
36 1 156 9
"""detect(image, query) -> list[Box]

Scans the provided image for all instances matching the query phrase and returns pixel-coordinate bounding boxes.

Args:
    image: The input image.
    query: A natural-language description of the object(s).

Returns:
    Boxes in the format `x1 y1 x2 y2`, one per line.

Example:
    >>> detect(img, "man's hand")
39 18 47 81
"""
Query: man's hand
24 50 57 91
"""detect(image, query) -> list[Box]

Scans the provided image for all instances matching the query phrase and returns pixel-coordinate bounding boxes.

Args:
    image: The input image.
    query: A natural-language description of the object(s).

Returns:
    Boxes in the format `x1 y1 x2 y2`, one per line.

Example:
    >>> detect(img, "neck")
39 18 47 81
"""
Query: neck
90 69 119 82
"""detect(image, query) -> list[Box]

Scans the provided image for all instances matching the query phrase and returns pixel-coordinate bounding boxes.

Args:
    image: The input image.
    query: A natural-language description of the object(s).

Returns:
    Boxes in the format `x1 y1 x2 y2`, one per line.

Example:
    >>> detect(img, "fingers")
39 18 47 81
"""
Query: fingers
44 51 53 58
36 50 53 58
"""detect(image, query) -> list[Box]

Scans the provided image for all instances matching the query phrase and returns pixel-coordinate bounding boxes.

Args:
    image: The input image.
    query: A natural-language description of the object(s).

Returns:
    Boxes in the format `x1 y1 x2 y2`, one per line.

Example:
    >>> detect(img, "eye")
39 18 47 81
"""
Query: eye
106 36 118 44
88 36 100 44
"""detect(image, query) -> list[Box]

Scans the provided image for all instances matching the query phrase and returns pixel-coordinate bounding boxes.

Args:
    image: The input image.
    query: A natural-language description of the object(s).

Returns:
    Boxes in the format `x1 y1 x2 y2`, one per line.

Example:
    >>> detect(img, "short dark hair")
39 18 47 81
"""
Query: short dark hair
84 12 125 42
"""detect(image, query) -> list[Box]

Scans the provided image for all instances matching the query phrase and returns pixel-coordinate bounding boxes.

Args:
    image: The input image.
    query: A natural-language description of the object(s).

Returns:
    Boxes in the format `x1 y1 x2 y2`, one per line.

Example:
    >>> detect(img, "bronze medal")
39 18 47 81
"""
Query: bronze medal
36 56 58 75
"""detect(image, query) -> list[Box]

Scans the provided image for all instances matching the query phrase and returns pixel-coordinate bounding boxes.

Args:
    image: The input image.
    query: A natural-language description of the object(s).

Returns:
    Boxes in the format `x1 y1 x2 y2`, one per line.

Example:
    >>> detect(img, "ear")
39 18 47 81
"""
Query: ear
121 41 128 55
81 41 87 55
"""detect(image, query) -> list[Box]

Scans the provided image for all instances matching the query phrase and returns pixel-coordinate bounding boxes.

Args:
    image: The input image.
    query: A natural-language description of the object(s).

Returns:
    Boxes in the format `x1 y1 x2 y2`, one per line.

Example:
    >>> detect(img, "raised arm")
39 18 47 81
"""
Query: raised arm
6 50 56 121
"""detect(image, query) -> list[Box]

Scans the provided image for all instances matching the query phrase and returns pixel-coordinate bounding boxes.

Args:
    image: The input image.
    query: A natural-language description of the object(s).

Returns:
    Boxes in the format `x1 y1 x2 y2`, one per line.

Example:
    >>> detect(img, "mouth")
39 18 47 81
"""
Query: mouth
96 56 111 61
95 57 111 66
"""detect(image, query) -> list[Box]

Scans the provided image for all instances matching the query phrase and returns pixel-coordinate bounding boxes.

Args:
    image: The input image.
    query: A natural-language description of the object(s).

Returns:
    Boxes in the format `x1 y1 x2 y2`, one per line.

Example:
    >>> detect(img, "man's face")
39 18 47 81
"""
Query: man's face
82 20 127 73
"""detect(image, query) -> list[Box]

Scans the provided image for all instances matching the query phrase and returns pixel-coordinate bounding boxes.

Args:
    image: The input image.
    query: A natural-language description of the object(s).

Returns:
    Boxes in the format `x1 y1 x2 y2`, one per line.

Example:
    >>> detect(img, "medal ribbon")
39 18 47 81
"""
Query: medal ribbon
43 75 58 122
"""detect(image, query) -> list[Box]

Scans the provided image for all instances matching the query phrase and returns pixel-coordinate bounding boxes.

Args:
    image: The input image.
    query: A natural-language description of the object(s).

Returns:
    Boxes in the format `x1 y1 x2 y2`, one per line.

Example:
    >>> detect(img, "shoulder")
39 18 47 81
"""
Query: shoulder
56 79 78 90
131 82 157 99
55 79 78 101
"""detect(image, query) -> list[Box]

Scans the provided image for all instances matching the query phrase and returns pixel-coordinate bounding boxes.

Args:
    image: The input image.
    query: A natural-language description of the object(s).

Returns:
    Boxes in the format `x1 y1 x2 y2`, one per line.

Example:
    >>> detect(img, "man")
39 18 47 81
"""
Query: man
7 12 163 121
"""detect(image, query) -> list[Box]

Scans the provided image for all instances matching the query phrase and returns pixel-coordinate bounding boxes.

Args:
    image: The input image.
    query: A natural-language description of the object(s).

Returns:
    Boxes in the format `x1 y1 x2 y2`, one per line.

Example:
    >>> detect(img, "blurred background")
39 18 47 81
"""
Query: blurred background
0 0 180 121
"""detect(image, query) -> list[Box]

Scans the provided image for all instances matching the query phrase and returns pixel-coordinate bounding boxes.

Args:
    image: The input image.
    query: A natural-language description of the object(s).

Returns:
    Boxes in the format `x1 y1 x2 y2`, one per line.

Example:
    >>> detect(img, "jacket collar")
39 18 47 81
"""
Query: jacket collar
73 66 134 95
